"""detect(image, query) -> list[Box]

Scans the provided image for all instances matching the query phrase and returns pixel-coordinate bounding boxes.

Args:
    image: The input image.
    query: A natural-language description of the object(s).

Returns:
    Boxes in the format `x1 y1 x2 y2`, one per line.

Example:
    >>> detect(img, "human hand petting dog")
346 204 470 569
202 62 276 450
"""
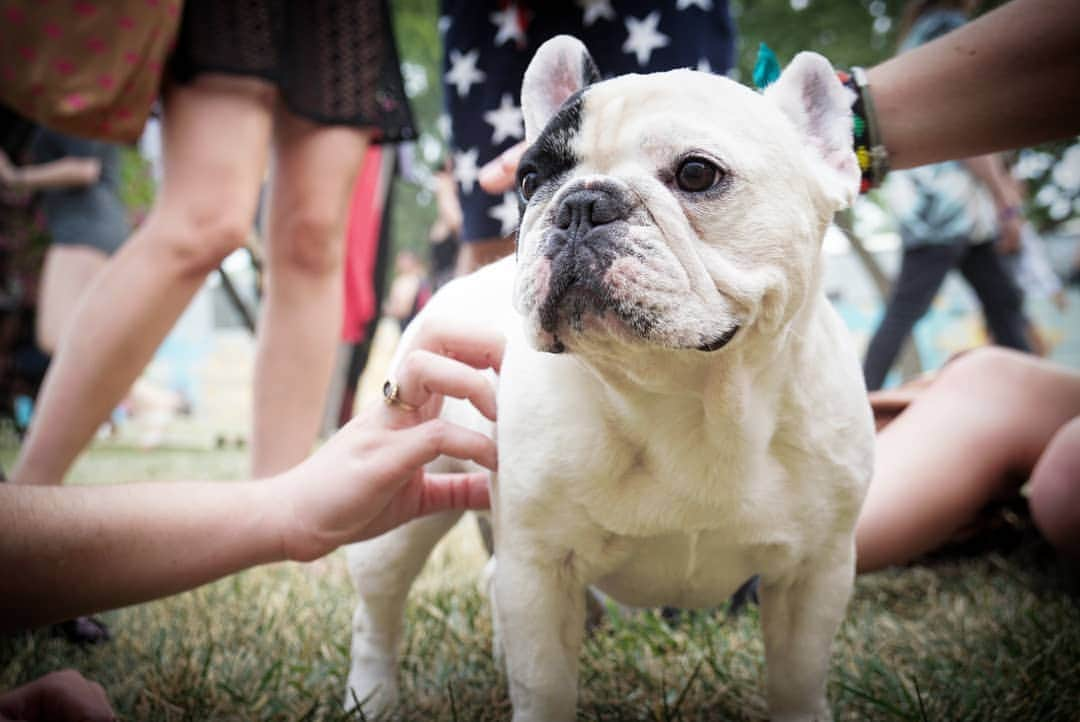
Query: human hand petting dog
272 321 503 561
0 322 502 632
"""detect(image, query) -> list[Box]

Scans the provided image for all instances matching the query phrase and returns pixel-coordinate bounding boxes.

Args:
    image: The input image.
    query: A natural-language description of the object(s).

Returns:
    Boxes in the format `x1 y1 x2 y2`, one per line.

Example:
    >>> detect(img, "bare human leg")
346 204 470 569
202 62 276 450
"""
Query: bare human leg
856 347 1080 573
34 245 109 354
249 110 369 477
1029 417 1080 560
11 75 274 486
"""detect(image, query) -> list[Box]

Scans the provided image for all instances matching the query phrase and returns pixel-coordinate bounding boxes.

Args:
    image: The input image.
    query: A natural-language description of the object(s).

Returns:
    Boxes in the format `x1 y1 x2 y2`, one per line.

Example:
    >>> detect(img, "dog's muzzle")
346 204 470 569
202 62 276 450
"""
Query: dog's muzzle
538 186 631 339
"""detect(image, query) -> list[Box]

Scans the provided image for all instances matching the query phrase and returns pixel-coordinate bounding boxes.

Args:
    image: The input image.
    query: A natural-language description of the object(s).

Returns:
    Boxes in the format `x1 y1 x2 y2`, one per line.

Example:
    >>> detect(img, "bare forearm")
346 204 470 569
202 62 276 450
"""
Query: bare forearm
869 0 1080 170
5 158 102 191
0 325 502 632
0 480 284 631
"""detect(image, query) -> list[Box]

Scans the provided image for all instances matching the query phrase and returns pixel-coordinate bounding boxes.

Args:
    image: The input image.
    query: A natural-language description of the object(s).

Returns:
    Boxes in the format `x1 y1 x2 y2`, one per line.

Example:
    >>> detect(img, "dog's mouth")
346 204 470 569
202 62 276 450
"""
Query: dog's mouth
538 288 741 356
538 280 657 354
545 322 740 355
695 324 740 352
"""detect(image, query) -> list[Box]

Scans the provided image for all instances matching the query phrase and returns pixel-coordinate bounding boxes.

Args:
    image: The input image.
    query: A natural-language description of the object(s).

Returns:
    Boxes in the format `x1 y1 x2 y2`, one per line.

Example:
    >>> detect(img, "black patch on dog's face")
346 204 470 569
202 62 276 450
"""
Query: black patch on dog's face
516 90 586 217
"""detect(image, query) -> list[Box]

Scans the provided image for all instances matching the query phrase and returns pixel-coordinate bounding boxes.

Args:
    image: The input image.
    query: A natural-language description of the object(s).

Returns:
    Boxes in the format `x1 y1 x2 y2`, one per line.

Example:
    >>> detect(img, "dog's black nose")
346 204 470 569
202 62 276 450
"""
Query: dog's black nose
555 188 623 233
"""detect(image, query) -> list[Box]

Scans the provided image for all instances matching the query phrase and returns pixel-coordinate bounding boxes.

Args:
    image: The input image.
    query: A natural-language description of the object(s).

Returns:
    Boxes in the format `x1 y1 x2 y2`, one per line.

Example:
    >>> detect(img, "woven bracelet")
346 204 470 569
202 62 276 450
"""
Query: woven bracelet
837 66 889 193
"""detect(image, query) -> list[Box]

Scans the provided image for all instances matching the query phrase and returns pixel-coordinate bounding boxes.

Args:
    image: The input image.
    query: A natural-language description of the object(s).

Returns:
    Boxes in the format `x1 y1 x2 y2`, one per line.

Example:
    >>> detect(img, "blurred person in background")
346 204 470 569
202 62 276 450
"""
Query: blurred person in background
428 161 462 292
861 0 1033 390
383 250 430 331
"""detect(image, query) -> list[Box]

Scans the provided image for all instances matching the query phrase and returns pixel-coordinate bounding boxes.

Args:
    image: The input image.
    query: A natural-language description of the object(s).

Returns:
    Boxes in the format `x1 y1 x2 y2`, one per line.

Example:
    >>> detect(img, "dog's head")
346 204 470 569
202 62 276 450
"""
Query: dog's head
512 36 858 359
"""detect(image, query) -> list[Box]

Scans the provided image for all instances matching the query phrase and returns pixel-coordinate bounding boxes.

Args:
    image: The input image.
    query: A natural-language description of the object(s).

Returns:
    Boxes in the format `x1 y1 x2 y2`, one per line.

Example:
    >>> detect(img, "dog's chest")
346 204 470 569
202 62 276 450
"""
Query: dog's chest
572 398 787 539
593 530 764 609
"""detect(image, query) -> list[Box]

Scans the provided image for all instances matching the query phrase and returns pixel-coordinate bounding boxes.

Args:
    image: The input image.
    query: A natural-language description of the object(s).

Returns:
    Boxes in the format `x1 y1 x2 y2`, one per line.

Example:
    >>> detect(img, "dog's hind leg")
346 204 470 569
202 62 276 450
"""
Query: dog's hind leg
344 510 463 716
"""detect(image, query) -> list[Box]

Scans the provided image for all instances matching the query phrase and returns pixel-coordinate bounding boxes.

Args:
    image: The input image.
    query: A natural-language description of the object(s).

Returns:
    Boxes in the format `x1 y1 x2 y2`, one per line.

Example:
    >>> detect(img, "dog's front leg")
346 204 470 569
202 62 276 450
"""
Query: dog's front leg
758 544 855 722
495 547 587 722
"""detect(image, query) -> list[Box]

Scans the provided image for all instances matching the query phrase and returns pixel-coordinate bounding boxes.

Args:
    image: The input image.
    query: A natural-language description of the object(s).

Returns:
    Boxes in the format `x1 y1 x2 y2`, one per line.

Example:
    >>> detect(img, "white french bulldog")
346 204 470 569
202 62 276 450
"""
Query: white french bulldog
346 35 874 722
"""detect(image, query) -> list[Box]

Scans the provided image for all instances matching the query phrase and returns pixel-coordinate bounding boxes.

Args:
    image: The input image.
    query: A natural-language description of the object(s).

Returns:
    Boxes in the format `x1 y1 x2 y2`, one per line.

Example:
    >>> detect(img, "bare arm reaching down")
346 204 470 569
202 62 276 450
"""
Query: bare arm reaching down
0 322 504 632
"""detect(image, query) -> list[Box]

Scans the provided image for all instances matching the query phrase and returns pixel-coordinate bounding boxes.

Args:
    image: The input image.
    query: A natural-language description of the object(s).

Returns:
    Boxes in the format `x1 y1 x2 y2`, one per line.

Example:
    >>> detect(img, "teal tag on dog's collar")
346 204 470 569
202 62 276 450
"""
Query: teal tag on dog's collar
753 42 781 90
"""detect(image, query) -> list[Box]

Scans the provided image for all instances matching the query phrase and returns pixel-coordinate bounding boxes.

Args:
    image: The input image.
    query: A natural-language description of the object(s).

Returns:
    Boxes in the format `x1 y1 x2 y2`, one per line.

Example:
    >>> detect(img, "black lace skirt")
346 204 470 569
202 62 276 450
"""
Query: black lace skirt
169 0 415 142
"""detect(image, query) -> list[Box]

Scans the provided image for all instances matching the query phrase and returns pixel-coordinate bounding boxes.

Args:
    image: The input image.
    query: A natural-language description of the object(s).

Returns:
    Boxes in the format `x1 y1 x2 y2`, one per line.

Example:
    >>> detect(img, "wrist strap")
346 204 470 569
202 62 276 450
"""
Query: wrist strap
837 67 889 193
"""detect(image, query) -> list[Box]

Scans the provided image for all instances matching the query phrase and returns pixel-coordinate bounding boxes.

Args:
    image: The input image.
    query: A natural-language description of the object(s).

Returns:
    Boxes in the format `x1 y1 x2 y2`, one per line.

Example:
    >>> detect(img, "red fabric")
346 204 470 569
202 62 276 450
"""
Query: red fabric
341 145 386 343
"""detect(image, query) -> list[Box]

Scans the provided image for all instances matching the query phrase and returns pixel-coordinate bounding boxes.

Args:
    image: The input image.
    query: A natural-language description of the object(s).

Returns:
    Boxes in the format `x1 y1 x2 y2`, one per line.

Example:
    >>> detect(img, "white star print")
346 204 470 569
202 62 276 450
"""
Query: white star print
577 0 615 26
445 48 486 98
488 191 521 237
483 93 525 144
490 4 526 47
696 58 712 74
454 147 480 194
677 0 713 10
437 15 451 36
623 12 670 67
437 113 452 141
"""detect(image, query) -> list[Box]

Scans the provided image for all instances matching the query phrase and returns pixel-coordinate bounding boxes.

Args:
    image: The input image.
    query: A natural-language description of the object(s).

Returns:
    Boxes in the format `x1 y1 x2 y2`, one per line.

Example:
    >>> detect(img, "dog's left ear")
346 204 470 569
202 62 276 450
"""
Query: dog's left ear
765 52 860 210
521 35 600 143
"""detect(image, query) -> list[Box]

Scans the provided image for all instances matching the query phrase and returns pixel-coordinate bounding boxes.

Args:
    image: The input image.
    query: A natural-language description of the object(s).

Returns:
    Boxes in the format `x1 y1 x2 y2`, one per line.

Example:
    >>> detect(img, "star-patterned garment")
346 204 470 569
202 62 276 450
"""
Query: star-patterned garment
441 0 735 241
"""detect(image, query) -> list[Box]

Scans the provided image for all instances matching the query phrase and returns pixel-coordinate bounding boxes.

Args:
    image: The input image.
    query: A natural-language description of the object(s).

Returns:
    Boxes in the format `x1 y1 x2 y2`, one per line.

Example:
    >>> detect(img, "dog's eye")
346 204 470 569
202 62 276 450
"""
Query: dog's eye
519 171 539 202
675 158 720 192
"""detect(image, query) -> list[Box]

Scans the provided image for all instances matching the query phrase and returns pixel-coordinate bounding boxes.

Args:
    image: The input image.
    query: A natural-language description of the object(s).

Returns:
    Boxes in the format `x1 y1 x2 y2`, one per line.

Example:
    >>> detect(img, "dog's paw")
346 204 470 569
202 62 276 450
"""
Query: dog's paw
344 667 399 717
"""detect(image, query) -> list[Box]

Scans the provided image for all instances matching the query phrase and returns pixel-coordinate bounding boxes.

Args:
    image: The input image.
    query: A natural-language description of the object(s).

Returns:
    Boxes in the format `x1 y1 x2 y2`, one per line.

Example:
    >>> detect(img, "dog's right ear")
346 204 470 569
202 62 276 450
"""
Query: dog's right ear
521 35 600 143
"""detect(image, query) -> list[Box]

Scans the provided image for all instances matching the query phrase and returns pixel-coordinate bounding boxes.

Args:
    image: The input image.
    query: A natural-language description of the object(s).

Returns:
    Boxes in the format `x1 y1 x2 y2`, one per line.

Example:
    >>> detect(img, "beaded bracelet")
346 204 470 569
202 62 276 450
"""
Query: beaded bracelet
837 67 890 193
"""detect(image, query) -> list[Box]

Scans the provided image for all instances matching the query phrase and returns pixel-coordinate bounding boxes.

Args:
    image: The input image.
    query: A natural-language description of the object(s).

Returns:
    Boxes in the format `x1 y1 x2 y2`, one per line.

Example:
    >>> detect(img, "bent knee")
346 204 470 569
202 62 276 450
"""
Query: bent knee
150 203 252 279
1029 417 1080 558
933 346 1034 395
272 208 346 278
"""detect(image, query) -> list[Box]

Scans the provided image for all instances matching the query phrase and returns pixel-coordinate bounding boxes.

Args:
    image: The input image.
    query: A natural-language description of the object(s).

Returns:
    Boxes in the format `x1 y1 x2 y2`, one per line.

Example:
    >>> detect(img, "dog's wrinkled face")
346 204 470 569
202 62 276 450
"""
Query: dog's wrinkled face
512 36 859 358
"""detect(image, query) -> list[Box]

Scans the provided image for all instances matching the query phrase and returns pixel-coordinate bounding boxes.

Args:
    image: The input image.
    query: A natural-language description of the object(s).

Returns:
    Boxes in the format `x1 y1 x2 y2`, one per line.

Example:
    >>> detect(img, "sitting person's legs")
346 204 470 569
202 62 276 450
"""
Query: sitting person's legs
856 347 1080 572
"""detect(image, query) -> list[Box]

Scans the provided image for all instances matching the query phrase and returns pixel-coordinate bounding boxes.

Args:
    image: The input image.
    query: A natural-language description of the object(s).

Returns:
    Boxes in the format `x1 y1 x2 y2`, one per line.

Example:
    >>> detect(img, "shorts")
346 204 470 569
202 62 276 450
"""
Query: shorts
170 0 415 142
31 128 129 255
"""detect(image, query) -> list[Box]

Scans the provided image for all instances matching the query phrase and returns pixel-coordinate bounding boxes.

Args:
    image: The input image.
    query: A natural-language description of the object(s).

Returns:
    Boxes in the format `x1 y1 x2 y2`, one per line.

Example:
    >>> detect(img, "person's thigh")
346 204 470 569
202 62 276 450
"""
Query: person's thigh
149 74 277 267
263 110 370 276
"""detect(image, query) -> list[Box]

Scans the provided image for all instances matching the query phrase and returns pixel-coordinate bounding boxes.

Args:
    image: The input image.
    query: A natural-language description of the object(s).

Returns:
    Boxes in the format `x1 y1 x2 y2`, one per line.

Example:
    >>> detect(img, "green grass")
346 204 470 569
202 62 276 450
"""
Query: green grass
3 443 1078 721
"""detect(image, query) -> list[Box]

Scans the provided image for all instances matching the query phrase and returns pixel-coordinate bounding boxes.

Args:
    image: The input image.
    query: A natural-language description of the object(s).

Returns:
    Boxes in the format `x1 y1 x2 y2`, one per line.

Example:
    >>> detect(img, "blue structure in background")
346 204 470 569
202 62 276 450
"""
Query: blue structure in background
826 234 1079 388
